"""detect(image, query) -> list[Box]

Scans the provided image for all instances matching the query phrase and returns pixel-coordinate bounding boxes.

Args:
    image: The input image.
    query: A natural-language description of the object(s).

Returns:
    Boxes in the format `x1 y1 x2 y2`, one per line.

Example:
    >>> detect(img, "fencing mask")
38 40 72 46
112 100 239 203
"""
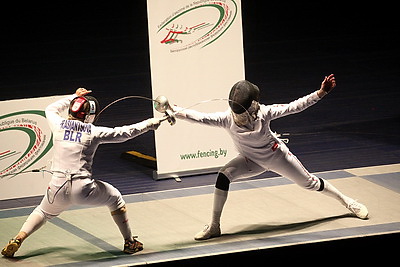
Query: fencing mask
229 80 260 127
69 96 100 124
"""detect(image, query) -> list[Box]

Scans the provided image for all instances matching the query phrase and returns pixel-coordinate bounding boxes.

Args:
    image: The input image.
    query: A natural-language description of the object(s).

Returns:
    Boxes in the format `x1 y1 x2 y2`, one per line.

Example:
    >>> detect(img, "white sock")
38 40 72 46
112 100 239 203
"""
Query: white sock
211 188 228 227
321 179 353 207
20 208 47 237
112 211 133 241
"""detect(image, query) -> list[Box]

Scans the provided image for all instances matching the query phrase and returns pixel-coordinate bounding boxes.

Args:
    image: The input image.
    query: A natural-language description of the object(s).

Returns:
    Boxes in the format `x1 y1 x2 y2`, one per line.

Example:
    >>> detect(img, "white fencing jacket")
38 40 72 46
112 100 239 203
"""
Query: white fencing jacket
175 91 321 166
45 94 153 178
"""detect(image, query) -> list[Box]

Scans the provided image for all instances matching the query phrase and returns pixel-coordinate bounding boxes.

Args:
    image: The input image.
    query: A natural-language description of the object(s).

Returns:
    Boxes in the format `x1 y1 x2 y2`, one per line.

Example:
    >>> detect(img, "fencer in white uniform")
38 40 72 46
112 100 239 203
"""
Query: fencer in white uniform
173 74 368 240
2 88 163 257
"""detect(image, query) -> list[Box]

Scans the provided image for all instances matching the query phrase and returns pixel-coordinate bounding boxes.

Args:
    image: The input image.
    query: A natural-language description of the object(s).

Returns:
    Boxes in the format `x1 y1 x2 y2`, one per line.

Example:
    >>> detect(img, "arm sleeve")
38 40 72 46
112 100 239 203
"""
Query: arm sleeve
45 94 77 131
93 119 154 144
264 91 321 120
174 107 230 128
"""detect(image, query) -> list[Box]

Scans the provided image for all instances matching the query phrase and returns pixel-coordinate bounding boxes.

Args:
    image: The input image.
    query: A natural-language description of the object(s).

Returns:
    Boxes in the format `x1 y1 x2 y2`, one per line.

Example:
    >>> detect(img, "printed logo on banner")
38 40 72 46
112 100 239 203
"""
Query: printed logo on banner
157 0 238 53
0 110 52 178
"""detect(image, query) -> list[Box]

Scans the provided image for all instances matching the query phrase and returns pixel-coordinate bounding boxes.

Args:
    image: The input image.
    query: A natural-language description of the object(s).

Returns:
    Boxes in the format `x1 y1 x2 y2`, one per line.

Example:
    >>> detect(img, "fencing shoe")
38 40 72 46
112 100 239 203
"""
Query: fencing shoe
347 200 369 219
123 237 143 254
1 239 22 258
194 224 221 240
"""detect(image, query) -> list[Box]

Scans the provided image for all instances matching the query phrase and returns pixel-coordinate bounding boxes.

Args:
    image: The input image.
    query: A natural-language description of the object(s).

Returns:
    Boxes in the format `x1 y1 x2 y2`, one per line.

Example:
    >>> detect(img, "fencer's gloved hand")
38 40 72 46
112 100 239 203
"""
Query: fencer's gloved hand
146 118 162 130
170 105 185 117
75 88 92 97
318 74 336 98
172 105 184 111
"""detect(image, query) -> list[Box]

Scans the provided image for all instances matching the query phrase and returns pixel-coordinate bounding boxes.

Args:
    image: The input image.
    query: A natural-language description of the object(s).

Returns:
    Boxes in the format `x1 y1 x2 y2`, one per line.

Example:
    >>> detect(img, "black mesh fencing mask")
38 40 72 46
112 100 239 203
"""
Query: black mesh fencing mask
229 80 260 114
229 80 260 127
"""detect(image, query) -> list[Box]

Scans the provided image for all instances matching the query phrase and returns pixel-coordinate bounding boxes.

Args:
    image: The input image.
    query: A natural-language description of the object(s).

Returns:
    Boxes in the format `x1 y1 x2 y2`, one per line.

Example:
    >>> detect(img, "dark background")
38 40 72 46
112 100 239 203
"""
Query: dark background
1 1 399 189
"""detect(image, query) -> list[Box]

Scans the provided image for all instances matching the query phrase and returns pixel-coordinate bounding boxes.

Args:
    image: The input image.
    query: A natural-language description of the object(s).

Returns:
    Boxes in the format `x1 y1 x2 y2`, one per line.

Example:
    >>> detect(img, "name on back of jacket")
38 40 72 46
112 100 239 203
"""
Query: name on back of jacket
60 119 91 142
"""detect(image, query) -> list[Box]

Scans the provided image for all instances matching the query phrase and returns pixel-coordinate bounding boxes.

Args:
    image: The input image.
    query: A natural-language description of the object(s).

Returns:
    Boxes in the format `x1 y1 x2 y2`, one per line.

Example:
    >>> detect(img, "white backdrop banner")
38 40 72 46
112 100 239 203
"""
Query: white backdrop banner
147 0 244 179
0 95 68 200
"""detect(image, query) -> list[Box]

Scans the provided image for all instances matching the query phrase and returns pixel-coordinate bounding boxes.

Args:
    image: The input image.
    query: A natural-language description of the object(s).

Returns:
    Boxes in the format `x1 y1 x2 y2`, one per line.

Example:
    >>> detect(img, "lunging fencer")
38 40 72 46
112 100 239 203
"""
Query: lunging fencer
172 74 369 240
2 88 165 257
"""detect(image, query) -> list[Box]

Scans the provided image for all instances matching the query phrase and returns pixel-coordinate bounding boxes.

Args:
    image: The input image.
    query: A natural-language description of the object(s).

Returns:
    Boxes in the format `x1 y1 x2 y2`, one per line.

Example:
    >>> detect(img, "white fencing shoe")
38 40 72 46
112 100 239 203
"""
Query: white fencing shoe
194 224 221 240
347 200 369 219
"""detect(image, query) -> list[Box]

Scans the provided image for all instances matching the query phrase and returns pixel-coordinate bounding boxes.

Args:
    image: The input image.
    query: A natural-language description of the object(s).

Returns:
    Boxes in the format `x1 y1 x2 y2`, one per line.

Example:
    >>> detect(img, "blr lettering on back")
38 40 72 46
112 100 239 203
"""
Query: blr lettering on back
63 130 82 142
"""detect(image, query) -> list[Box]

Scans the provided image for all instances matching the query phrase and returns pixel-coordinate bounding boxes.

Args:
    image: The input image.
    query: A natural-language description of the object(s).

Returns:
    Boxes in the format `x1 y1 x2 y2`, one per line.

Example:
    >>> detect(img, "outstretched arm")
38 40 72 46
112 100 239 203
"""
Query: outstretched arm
265 74 337 120
93 117 163 144
172 106 230 128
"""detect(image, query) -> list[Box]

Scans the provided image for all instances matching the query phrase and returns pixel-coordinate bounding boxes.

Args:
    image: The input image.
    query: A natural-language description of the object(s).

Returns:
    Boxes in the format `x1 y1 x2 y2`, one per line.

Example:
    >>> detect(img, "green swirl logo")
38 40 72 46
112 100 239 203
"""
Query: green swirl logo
157 0 238 52
0 110 52 178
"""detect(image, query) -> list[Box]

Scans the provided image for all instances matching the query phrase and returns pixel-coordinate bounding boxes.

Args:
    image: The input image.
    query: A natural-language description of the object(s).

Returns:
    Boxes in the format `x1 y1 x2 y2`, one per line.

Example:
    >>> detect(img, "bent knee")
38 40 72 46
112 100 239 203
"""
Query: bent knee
34 207 57 220
111 205 127 216
215 172 230 191
108 193 125 212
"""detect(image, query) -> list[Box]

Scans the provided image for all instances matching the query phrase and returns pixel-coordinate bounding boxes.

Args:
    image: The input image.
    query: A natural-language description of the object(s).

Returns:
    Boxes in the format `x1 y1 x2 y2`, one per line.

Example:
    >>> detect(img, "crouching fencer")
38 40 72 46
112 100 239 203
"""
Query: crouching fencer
2 88 165 257
173 74 368 240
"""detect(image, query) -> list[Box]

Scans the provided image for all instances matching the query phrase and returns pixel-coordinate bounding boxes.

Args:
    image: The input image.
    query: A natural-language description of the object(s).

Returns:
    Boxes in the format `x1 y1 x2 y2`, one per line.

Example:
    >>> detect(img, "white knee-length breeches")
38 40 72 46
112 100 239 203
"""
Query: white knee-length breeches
220 142 321 191
35 177 125 219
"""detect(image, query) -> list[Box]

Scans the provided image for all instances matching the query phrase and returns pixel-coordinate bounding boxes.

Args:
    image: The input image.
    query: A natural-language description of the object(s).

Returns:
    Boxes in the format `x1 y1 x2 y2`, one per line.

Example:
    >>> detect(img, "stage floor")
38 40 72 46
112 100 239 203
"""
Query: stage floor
1 163 399 266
